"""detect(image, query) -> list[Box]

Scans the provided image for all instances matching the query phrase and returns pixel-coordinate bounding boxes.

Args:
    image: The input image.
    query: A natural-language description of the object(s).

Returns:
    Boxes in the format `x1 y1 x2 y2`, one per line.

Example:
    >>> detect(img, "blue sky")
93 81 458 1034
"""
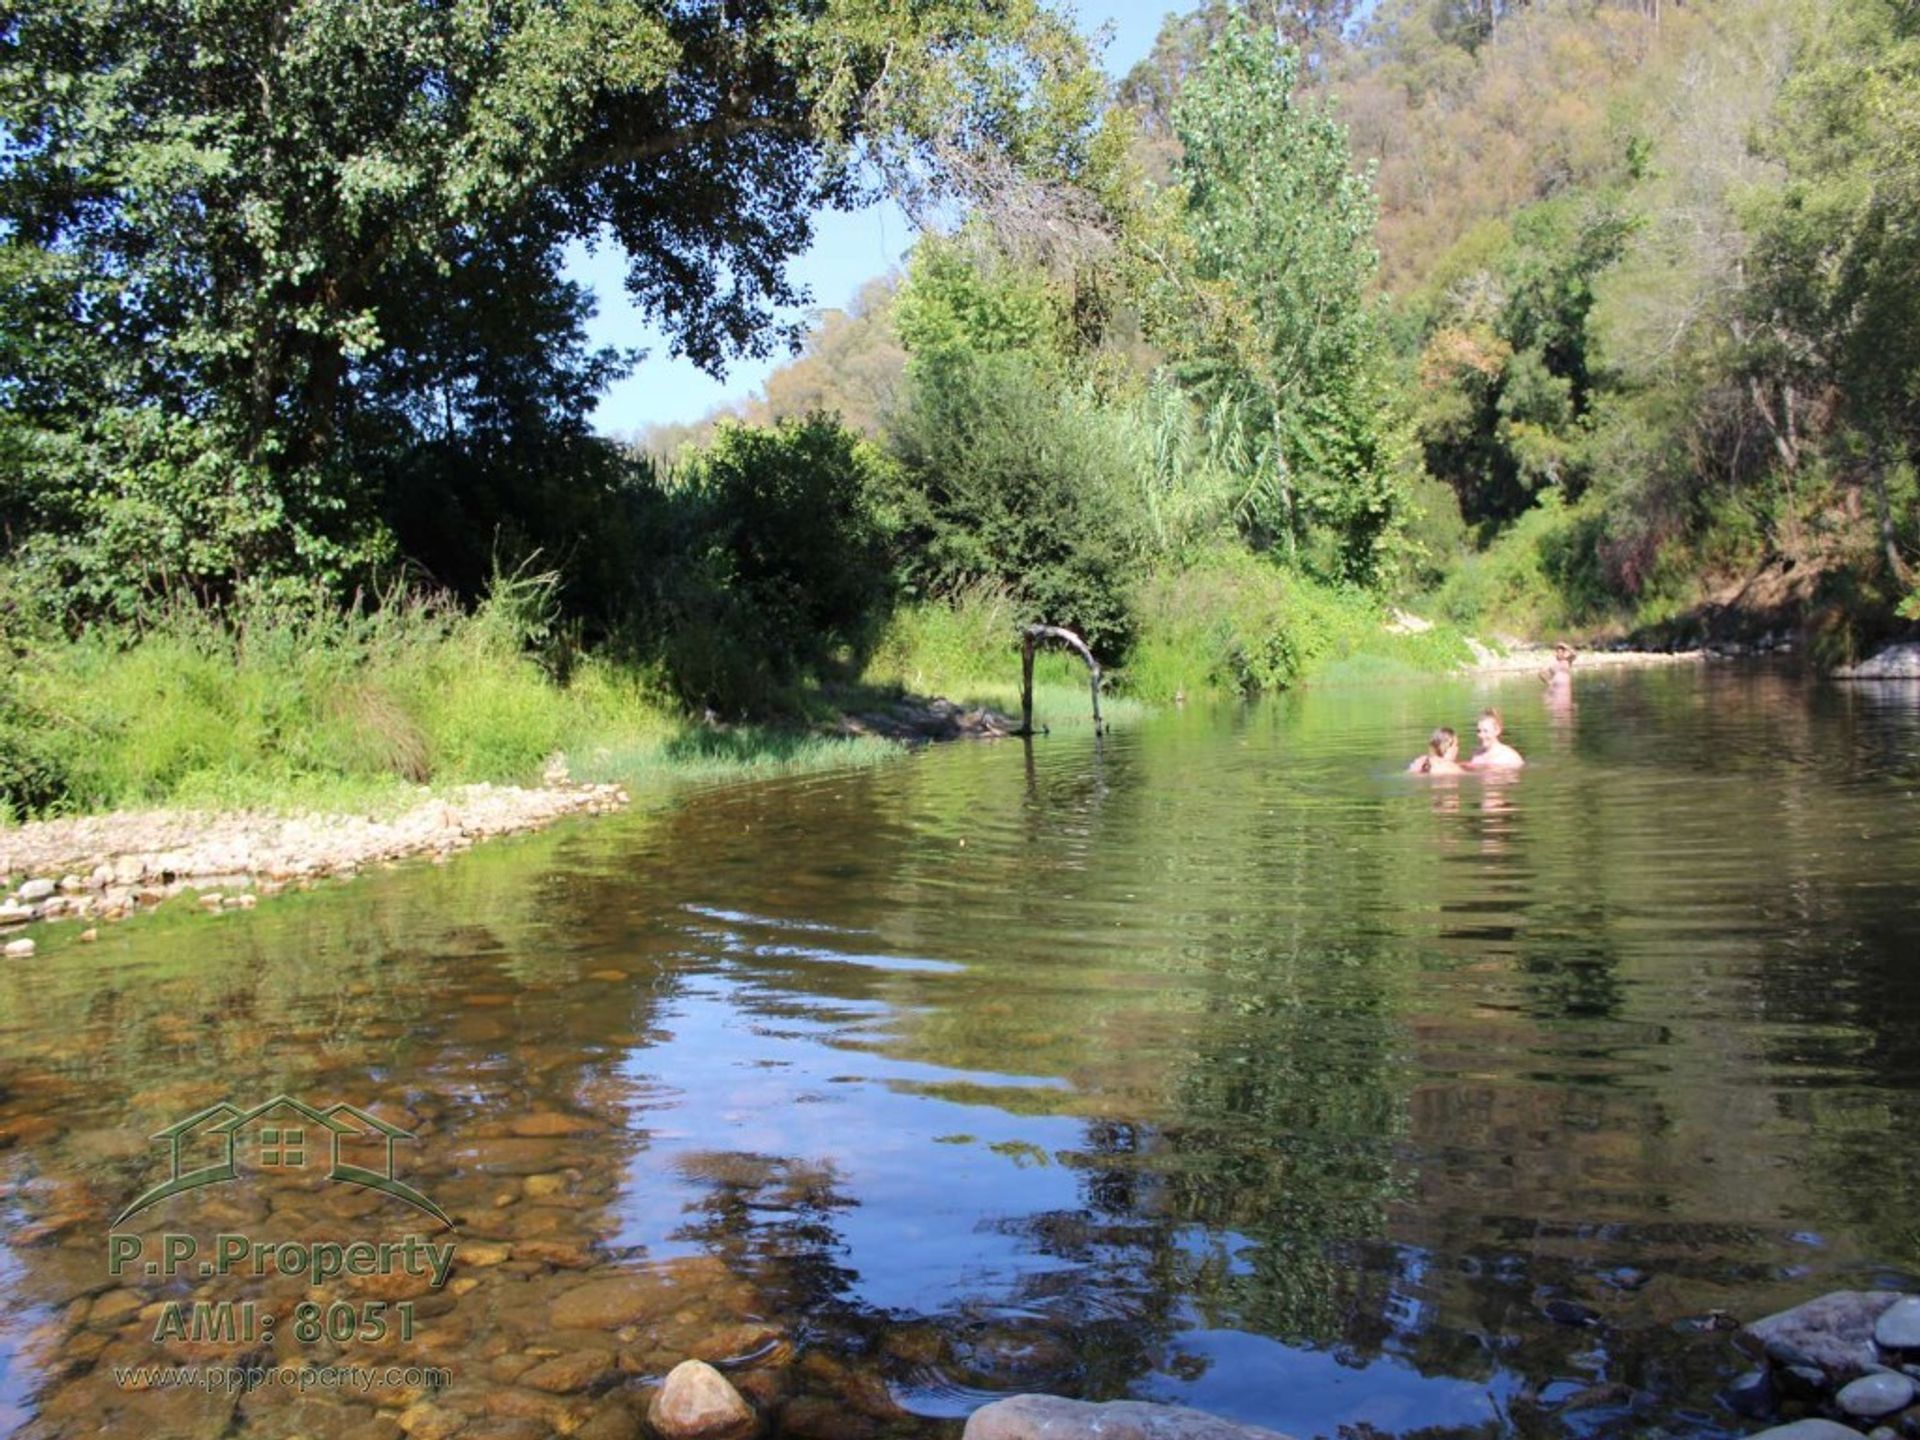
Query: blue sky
573 2 1188 436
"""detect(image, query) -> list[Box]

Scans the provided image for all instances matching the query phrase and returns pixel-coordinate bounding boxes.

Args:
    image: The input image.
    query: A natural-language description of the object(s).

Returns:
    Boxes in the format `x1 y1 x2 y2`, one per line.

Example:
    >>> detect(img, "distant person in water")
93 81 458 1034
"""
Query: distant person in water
1409 726 1465 774
1543 643 1576 684
1543 642 1576 726
1466 708 1525 769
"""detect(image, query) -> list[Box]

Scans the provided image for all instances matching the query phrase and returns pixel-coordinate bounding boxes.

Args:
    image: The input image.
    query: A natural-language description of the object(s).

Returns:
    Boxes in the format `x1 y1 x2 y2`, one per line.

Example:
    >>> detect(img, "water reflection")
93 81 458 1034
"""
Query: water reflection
0 663 1917 1438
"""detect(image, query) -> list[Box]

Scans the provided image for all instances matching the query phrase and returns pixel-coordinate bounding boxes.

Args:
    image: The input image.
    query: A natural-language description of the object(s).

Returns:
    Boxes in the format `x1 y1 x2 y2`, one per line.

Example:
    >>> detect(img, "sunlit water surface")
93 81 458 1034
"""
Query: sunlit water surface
4 663 1920 1439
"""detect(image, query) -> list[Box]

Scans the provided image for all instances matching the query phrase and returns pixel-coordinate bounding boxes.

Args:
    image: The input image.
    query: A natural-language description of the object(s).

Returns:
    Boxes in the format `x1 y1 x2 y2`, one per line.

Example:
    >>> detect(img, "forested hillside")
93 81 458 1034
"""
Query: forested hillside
2 0 1915 818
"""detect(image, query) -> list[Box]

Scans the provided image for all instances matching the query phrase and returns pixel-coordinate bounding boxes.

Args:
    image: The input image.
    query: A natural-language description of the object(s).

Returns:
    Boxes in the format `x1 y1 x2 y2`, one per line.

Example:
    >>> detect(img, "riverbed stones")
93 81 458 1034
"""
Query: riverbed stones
16 878 54 902
508 1110 601 1138
962 1396 1297 1440
397 1400 467 1439
1724 1368 1778 1419
1875 1298 1920 1352
1837 1372 1917 1420
517 1348 614 1394
1744 1423 1871 1440
550 1267 708 1330
4 938 35 958
647 1360 759 1440
1744 1292 1905 1380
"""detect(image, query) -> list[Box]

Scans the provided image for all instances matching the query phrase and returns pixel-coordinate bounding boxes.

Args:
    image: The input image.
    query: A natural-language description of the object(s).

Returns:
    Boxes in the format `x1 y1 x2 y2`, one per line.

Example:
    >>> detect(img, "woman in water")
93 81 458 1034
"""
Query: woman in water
1409 726 1465 774
1466 708 1525 769
1542 642 1576 687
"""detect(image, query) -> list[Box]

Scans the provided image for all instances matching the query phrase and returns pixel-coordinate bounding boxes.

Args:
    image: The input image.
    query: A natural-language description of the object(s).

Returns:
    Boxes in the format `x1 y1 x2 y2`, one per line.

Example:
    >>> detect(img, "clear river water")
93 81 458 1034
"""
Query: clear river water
3 661 1920 1440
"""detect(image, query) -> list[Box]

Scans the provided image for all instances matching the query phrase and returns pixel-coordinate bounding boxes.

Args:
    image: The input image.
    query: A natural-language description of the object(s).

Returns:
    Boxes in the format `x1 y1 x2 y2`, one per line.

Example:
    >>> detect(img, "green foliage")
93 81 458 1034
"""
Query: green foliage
1429 491 1616 634
1126 546 1469 701
0 576 629 816
0 0 1103 614
894 241 1074 378
4 411 394 620
0 568 919 820
882 351 1145 653
1105 377 1244 560
650 416 894 712
862 585 1031 690
1152 20 1398 581
1410 197 1631 528
1746 0 1920 471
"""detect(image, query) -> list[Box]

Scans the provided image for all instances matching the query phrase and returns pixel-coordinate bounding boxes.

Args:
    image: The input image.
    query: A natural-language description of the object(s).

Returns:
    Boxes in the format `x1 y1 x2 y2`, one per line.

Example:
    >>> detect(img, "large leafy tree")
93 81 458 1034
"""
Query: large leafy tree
1151 19 1396 580
0 0 1099 601
1745 0 1920 585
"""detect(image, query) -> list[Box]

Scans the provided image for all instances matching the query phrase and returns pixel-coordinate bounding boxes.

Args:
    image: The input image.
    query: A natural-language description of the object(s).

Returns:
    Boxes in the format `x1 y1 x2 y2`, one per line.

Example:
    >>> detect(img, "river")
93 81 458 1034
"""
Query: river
3 662 1919 1439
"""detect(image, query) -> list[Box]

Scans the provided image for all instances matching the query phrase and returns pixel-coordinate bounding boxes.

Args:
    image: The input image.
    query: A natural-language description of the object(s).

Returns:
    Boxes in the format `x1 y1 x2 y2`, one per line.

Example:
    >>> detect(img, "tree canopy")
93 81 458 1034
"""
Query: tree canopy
0 0 1100 602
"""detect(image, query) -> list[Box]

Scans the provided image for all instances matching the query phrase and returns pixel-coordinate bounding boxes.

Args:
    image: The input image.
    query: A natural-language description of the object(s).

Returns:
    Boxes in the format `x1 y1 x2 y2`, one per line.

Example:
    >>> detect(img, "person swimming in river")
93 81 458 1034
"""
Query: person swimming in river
1543 642 1576 726
1542 642 1576 688
1409 726 1465 774
1466 707 1525 769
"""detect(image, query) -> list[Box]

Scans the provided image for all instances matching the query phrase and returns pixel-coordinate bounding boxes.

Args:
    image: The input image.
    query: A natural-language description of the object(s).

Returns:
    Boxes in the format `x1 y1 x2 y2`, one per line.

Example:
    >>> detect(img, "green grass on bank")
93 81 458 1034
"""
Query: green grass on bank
0 587 903 824
861 554 1472 708
2 556 1475 826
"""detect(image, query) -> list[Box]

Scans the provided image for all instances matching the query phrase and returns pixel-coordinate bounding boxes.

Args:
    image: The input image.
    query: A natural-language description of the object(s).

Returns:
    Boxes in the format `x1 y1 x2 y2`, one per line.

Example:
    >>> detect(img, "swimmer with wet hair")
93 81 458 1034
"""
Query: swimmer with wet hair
1409 726 1464 775
1466 707 1525 769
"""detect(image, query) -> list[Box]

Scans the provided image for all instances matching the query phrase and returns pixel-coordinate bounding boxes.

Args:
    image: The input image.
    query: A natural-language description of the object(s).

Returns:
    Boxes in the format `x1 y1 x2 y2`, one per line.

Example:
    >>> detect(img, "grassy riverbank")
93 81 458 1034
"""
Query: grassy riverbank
0 586 893 825
1 565 1475 826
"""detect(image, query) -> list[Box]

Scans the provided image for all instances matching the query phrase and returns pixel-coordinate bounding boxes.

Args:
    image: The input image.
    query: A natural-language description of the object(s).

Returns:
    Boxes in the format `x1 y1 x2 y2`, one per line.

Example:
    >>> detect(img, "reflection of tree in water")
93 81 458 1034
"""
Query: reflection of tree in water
1143 936 1416 1351
667 1150 860 1312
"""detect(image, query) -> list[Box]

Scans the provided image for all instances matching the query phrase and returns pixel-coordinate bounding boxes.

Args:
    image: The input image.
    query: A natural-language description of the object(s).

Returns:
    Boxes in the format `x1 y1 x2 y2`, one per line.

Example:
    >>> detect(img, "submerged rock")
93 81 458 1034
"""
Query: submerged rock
963 1396 1296 1440
1723 1368 1777 1420
646 1359 758 1440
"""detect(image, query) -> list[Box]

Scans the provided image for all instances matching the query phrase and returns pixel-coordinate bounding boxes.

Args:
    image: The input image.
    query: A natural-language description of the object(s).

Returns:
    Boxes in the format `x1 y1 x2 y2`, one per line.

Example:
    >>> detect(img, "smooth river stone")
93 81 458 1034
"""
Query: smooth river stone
964 1397 1296 1440
1837 1372 1917 1420
1874 1296 1920 1351
647 1360 758 1440
1745 1424 1870 1440
1744 1292 1903 1380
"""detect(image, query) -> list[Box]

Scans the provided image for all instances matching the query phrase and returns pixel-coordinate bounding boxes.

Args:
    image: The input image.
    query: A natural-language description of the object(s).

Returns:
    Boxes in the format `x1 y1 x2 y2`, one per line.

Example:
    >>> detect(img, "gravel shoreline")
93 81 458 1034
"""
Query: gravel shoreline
0 781 629 948
1462 639 1712 674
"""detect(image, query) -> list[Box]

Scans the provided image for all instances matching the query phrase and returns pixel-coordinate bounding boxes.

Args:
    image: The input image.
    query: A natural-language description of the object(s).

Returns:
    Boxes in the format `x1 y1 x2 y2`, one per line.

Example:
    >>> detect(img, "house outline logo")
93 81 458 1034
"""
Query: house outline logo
114 1094 453 1229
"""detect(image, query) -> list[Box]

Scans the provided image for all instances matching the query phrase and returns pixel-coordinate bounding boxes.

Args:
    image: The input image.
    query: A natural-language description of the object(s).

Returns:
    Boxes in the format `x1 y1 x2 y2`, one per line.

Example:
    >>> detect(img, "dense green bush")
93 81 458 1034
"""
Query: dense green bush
648 415 894 712
1125 546 1469 700
1429 491 1616 633
883 351 1144 653
3 410 394 622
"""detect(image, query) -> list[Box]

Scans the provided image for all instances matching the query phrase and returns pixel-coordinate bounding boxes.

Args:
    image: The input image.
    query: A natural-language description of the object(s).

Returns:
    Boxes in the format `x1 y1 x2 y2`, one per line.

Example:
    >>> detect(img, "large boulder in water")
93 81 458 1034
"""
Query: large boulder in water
963 1396 1295 1440
1739 1291 1904 1381
1835 643 1920 679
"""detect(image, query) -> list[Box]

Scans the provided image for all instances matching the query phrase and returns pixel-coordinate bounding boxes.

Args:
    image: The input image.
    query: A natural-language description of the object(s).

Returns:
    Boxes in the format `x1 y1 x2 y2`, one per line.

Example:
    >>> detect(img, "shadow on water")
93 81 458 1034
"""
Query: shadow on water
1 662 1919 1437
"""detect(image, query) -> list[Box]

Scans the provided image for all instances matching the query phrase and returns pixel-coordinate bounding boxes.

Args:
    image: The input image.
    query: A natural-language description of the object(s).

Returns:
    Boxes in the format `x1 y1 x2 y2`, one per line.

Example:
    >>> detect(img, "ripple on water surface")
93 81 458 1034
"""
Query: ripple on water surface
1 663 1918 1438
